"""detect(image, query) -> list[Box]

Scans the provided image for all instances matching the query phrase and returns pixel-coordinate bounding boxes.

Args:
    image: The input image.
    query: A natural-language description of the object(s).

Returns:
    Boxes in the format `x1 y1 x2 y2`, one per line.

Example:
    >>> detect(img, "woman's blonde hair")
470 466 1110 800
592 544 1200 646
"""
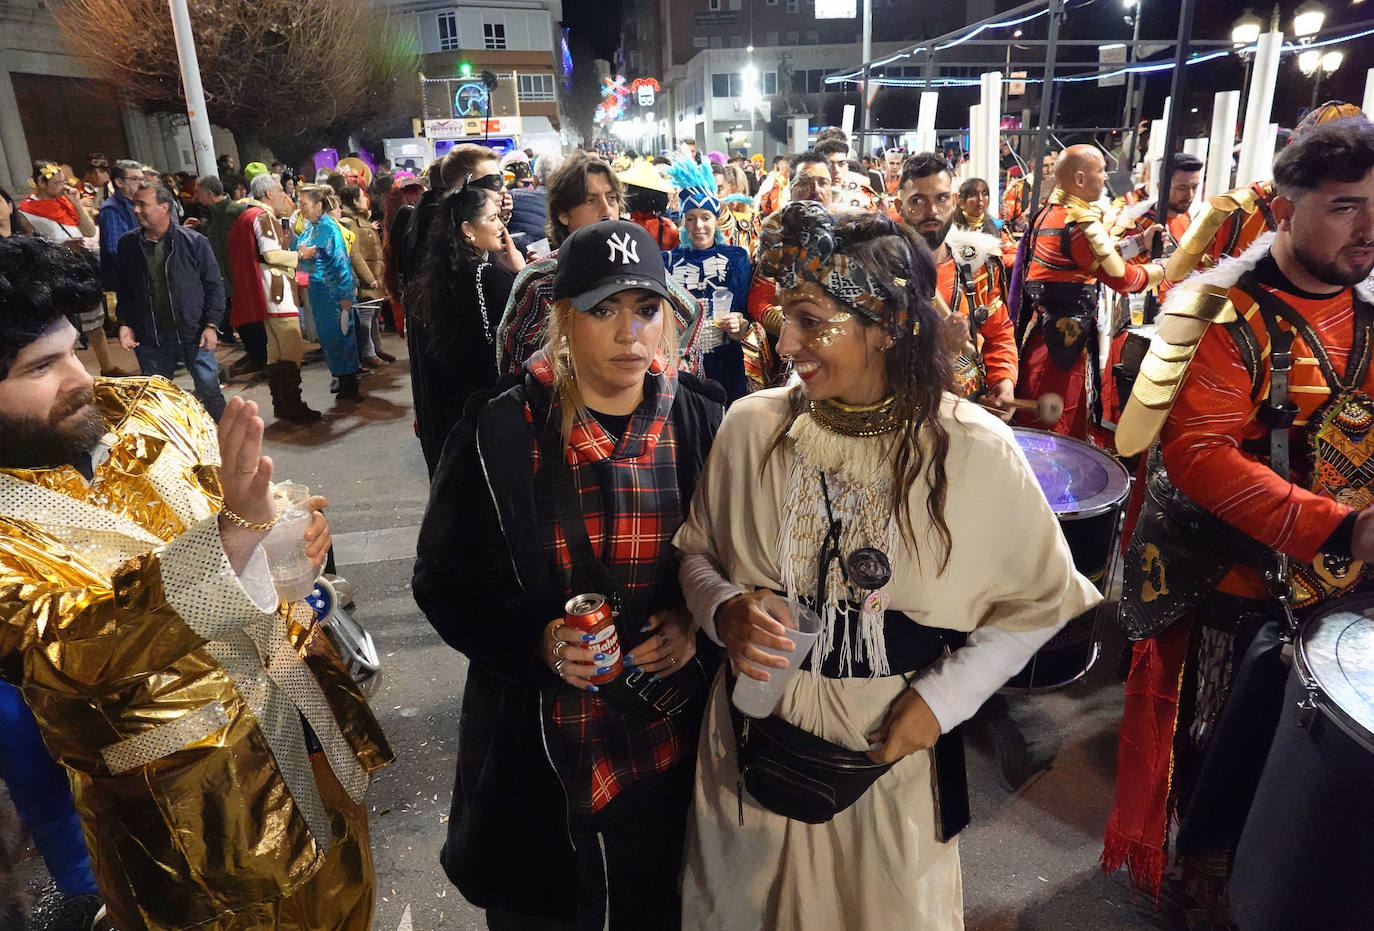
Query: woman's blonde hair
542 294 680 447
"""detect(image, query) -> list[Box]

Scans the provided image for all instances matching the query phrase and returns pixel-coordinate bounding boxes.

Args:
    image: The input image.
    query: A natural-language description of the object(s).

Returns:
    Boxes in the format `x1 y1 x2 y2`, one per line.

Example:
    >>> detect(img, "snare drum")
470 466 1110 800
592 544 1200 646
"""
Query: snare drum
1230 595 1374 930
1005 427 1131 689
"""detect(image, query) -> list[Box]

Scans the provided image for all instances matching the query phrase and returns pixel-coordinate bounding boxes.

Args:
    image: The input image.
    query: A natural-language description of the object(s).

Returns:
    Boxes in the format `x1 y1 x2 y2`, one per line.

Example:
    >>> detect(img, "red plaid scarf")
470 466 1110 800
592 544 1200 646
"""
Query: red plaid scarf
526 351 697 815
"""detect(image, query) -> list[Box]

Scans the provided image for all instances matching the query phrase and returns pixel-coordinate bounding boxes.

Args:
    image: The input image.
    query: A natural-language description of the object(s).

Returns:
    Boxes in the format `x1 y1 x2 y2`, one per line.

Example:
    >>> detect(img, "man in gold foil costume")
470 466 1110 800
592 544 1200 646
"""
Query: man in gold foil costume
0 236 391 930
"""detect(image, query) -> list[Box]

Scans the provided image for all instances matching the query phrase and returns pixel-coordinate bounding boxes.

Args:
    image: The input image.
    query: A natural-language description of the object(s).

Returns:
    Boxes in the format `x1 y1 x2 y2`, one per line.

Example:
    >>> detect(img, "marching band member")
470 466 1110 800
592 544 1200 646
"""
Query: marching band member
1105 118 1374 919
1015 144 1163 440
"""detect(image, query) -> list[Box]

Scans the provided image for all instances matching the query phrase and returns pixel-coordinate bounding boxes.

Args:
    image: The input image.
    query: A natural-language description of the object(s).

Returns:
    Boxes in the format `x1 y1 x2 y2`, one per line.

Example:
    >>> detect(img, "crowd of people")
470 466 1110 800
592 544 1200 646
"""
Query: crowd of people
0 97 1371 931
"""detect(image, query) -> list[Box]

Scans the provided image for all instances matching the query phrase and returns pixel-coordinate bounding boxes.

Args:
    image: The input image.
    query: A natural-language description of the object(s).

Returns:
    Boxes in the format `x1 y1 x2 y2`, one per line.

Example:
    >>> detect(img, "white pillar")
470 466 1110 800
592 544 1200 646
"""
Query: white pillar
1147 114 1167 206
1205 90 1241 198
1237 31 1282 186
0 70 31 190
1253 122 1279 181
1364 68 1374 117
968 104 983 184
841 104 856 140
916 92 939 154
788 116 809 154
980 71 1002 216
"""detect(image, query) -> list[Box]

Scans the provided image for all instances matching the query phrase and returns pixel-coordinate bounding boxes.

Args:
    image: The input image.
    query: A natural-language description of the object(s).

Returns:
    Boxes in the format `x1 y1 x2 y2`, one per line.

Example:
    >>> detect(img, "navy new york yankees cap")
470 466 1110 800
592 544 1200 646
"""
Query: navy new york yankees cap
552 219 675 312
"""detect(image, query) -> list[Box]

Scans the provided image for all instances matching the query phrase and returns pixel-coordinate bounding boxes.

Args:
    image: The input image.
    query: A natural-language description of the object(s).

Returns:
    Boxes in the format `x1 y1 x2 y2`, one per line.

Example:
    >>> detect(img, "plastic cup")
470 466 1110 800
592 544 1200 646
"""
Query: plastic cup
261 482 318 602
711 287 734 326
731 595 824 719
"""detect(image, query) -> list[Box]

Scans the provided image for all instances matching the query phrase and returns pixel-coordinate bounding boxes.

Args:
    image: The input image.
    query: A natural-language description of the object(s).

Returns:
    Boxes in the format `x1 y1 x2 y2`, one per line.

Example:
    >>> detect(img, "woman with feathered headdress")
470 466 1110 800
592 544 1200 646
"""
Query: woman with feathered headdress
664 154 753 401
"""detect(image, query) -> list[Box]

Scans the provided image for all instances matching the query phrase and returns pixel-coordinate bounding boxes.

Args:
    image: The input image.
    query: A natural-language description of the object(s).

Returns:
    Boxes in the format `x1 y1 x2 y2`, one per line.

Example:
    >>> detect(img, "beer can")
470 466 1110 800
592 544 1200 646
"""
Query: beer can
564 593 623 685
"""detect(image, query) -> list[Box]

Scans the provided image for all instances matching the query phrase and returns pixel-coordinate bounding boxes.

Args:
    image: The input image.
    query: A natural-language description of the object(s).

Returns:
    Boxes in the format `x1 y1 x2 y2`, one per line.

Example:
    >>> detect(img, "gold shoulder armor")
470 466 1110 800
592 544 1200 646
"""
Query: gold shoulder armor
1165 182 1271 283
1115 283 1238 456
1076 211 1130 279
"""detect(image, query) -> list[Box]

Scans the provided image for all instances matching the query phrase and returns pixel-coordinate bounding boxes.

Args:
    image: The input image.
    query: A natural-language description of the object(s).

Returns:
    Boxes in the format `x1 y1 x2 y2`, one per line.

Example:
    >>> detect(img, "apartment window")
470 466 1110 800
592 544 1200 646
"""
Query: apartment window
785 30 799 43
709 35 723 48
786 0 799 12
517 73 556 102
767 0 779 4
437 11 460 51
805 29 819 43
729 0 742 8
708 0 722 9
763 71 778 94
694 36 709 47
729 35 744 47
765 30 779 45
483 22 507 49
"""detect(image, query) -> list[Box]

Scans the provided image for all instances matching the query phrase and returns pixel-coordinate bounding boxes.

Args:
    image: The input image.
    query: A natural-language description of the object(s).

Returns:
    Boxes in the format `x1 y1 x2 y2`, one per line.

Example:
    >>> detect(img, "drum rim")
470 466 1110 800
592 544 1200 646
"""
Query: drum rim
1297 605 1374 752
1010 426 1132 515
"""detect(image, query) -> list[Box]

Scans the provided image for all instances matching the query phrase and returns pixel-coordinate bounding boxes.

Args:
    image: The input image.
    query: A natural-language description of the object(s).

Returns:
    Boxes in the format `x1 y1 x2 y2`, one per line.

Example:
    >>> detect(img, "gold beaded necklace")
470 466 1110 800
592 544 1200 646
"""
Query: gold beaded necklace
807 396 904 438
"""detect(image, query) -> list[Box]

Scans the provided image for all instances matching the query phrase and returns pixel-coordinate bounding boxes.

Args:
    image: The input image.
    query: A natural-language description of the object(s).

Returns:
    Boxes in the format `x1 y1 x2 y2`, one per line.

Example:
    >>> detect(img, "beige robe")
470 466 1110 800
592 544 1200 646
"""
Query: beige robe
674 387 1100 930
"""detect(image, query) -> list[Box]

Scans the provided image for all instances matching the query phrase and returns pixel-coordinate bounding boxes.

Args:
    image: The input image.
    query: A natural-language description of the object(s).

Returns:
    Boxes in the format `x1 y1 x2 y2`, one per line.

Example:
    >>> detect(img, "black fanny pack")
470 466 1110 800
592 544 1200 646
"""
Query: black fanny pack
725 667 969 838
727 682 895 825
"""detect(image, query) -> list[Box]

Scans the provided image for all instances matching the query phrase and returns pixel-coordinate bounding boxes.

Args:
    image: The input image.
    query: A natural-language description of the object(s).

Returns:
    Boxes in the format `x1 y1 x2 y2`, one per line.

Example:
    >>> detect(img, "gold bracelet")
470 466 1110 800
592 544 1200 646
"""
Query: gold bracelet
219 505 279 532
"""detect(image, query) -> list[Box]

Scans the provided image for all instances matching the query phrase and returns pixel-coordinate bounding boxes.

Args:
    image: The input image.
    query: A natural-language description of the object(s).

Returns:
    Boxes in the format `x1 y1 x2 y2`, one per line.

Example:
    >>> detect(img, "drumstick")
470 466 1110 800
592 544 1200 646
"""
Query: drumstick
977 392 1064 424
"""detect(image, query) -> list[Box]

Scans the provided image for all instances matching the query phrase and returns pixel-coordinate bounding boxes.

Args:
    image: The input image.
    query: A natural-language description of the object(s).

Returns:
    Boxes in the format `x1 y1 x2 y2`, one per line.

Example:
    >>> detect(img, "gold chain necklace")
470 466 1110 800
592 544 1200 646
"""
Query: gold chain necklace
807 397 904 438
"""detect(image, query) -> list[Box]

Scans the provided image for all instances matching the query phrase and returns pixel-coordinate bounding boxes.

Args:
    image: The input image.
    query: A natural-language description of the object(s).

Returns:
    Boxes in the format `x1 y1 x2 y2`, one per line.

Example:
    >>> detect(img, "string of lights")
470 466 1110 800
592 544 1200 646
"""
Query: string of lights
824 16 1374 89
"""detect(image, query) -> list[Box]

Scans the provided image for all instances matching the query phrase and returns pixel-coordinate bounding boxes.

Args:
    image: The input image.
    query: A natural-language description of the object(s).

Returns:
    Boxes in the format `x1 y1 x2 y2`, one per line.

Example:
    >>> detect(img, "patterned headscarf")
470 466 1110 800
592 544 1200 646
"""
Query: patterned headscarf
1296 100 1366 135
757 202 899 324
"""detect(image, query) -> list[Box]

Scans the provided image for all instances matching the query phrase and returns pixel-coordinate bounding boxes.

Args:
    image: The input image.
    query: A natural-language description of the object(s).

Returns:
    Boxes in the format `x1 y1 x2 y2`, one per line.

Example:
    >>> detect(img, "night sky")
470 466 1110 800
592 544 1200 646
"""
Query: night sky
562 0 625 59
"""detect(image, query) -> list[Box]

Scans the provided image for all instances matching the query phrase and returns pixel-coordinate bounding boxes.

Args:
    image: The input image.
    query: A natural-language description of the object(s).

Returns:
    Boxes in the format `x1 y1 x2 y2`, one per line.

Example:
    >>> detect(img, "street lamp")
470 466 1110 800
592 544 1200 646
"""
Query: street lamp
1299 46 1343 108
740 63 762 155
1293 1 1326 41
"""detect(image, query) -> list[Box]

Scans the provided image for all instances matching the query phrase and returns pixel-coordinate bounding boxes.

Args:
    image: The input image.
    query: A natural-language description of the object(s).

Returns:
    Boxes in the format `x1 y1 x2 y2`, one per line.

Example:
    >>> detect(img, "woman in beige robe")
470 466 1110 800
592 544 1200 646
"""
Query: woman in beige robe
674 203 1099 930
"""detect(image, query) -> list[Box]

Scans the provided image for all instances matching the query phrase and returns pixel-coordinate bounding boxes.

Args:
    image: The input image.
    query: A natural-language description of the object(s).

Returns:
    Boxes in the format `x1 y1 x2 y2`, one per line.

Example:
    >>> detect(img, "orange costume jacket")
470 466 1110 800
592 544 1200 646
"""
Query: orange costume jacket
937 228 1018 392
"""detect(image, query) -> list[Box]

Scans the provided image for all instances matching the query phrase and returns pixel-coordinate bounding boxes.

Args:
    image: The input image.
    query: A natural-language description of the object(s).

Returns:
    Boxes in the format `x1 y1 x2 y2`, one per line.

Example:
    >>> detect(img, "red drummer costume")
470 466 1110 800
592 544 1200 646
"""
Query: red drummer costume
1016 145 1163 441
937 226 1018 402
1104 117 1374 912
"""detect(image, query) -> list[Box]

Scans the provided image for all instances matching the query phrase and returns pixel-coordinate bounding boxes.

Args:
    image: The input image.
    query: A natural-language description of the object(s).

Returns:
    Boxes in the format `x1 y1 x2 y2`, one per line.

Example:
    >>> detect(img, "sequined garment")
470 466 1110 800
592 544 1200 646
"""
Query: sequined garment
0 377 392 930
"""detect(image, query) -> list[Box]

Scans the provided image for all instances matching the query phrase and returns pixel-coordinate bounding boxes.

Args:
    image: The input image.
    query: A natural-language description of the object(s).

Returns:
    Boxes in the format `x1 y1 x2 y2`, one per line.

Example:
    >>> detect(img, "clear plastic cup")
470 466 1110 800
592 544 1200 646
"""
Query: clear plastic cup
261 482 318 603
711 287 734 326
731 595 824 719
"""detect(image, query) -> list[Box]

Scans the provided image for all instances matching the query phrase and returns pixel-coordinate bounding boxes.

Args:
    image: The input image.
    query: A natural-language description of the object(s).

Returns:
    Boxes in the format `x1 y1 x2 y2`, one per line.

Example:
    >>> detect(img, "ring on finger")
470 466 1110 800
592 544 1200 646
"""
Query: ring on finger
554 658 565 676
669 655 677 666
553 639 568 659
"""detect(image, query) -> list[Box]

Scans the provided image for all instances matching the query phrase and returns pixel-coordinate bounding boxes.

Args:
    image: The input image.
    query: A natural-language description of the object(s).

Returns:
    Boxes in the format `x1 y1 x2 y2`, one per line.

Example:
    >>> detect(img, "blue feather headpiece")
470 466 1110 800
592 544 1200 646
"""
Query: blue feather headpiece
668 154 720 215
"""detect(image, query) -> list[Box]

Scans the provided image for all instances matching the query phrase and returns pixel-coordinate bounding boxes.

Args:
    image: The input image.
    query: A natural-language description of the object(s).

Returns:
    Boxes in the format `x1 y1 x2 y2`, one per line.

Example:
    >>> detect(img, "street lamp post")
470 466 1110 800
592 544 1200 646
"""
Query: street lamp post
1304 49 1344 109
1232 10 1263 128
1122 0 1142 166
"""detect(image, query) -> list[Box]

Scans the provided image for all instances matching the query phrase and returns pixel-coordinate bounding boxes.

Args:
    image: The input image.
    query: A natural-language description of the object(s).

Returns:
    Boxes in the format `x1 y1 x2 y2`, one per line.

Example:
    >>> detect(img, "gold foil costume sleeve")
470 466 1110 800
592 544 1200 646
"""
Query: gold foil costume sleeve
1114 283 1238 456
0 514 276 693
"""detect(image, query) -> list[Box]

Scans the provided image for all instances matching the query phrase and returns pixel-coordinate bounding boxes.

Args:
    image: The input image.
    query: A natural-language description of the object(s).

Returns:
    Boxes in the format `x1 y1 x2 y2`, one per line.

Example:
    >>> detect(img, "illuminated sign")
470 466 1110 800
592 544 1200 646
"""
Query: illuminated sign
815 0 856 18
425 118 523 139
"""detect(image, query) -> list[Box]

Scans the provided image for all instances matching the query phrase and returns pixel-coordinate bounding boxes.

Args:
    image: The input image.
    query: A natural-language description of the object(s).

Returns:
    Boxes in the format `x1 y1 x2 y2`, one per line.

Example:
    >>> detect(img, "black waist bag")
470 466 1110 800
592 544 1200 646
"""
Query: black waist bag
728 692 893 825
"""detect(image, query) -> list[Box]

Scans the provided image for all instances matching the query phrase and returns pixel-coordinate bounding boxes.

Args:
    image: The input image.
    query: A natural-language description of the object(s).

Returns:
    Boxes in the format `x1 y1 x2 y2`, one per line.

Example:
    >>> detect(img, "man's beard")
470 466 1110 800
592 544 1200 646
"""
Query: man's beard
1292 239 1374 288
0 388 106 470
919 226 943 250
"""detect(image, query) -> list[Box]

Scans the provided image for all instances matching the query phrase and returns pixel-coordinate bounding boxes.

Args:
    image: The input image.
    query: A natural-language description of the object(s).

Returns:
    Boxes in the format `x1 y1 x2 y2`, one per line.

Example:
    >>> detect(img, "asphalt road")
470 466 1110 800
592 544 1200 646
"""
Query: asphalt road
8 334 1168 931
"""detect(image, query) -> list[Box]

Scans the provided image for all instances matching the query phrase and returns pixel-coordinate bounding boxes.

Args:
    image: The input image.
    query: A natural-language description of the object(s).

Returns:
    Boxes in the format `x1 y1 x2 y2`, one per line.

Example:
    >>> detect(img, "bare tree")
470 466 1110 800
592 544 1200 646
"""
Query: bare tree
50 0 419 141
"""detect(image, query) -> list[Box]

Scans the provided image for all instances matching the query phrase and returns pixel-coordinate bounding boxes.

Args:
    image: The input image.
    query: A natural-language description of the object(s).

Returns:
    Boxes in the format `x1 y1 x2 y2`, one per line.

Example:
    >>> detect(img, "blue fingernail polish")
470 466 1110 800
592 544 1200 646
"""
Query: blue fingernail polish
625 654 636 663
594 653 607 662
596 666 611 675
586 684 599 692
581 634 594 642
639 623 652 632
651 675 661 683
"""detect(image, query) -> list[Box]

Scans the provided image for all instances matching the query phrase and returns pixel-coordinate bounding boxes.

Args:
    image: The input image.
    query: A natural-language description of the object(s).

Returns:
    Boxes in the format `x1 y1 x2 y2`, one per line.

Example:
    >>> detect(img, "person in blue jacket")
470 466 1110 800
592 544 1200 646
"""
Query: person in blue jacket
663 156 751 401
296 185 362 400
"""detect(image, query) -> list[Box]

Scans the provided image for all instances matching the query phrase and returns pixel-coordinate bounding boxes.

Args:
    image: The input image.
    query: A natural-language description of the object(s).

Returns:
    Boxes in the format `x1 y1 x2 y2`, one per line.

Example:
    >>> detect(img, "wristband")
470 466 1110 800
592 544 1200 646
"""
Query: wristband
219 504 279 532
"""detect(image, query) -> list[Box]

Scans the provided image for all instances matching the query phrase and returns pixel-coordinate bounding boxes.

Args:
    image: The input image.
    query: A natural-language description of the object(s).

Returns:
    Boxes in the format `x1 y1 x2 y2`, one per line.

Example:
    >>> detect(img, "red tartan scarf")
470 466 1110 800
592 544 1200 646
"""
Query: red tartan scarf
525 349 696 815
1100 621 1192 896
227 207 269 326
19 195 80 227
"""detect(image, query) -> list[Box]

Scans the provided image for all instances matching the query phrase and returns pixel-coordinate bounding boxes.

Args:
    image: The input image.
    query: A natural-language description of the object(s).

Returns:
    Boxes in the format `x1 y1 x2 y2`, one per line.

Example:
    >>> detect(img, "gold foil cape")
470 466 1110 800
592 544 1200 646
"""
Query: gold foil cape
0 377 391 930
1115 284 1237 456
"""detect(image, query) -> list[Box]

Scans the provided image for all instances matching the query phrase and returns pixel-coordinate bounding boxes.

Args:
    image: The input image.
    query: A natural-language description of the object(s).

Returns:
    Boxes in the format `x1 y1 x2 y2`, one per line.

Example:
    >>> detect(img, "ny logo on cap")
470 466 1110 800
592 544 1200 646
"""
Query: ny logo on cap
607 231 639 265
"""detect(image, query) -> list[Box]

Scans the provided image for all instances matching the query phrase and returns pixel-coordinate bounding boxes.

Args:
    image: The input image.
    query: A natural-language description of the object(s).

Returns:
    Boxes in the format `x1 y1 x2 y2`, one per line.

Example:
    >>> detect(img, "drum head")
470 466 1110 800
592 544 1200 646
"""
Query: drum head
1012 427 1131 518
1300 595 1374 749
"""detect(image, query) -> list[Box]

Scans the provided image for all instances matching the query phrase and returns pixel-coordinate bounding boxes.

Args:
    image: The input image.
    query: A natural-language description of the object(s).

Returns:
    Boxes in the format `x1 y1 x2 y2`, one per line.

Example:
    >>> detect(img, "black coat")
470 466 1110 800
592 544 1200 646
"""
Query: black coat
408 255 516 476
114 224 226 349
412 372 724 919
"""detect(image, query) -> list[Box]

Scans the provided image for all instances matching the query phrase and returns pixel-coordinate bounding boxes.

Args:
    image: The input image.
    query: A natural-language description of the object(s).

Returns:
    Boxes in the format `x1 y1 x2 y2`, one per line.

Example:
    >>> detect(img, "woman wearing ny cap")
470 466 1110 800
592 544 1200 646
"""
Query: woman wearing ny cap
674 203 1098 928
414 219 725 930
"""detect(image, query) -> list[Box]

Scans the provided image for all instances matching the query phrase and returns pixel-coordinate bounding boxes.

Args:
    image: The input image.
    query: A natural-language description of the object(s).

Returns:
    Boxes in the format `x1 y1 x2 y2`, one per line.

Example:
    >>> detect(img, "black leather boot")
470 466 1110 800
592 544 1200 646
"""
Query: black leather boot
334 371 363 402
270 363 323 423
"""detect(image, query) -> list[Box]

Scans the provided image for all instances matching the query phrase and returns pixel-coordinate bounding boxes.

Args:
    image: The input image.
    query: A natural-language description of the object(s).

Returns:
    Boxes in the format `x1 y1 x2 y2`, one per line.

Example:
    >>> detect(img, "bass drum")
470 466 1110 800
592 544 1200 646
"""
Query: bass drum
1230 594 1374 931
1005 428 1131 690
